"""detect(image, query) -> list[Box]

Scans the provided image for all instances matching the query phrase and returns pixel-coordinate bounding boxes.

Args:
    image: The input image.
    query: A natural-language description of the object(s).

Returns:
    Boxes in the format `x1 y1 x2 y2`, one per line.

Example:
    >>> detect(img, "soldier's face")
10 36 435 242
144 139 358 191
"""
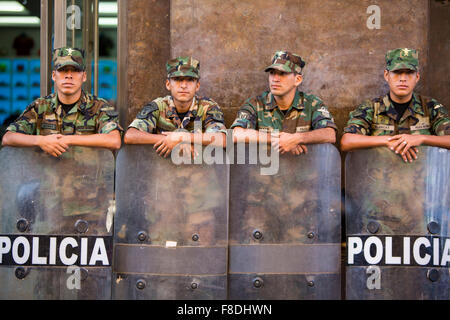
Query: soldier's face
166 77 200 105
268 69 302 97
52 66 87 98
384 69 419 101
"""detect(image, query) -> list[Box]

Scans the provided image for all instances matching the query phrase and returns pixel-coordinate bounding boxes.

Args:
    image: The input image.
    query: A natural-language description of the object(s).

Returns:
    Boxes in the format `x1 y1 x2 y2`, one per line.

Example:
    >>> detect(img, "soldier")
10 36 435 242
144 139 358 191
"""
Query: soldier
230 50 337 154
1 47 122 156
124 56 226 157
341 48 450 161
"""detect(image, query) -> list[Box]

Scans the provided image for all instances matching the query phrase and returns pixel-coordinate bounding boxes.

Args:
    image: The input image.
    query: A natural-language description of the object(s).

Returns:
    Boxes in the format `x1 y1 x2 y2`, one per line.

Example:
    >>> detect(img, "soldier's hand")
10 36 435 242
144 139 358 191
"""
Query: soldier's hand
276 132 303 154
387 134 422 162
154 132 184 158
290 144 308 155
37 134 69 157
388 134 424 153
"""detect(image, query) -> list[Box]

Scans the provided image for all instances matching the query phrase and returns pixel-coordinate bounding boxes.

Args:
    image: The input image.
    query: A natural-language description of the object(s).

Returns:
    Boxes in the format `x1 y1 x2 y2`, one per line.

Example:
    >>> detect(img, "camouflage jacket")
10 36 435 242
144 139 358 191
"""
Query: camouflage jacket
230 90 337 133
6 91 122 135
128 95 226 134
344 93 450 136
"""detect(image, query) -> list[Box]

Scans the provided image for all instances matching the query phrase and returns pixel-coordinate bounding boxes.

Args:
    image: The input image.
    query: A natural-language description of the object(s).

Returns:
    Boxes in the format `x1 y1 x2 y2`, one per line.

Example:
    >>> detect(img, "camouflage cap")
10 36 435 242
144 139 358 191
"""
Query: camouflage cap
53 47 85 71
166 56 200 79
264 51 306 74
385 48 419 72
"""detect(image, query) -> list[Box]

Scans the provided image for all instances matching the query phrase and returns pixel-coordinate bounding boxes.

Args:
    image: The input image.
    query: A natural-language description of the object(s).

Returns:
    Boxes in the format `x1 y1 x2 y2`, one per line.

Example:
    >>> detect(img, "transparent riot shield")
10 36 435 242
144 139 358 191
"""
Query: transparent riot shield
228 143 341 299
345 147 449 300
113 145 229 299
0 146 114 299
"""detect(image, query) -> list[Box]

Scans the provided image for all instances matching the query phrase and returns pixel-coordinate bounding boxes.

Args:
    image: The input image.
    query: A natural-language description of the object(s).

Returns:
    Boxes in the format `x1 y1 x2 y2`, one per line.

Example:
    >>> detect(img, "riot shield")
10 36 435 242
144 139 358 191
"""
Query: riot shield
113 145 229 299
0 146 114 299
228 143 341 299
345 147 450 300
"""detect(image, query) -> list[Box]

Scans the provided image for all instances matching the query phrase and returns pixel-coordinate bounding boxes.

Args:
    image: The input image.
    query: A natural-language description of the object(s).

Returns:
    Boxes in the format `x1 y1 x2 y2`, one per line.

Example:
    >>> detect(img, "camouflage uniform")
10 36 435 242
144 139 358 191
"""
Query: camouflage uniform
6 47 122 136
230 51 337 133
128 56 226 134
344 48 450 136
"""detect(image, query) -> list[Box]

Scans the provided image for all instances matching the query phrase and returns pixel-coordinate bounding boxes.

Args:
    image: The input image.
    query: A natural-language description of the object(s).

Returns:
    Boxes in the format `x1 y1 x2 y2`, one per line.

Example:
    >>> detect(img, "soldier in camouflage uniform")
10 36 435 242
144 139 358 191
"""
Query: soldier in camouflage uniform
124 56 226 157
230 51 337 155
341 48 450 162
1 47 122 156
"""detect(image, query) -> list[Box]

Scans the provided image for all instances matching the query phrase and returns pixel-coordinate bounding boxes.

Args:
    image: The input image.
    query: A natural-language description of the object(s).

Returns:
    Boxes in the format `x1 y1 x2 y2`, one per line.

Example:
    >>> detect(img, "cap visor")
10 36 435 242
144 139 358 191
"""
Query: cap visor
264 64 292 73
388 63 417 72
168 71 199 79
56 62 84 71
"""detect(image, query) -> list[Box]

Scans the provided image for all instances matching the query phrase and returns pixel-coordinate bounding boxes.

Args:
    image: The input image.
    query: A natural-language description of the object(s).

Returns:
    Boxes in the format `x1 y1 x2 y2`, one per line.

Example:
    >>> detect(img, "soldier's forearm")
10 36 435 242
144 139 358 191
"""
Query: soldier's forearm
340 133 389 152
421 134 450 150
232 127 271 144
63 131 121 150
1 131 41 148
295 127 336 145
124 128 164 145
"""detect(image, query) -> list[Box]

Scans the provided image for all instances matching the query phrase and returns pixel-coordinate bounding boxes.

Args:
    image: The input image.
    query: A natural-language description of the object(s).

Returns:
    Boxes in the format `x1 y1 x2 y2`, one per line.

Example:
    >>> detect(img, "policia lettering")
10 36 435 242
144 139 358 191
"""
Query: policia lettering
0 235 112 266
348 236 450 267
348 236 450 290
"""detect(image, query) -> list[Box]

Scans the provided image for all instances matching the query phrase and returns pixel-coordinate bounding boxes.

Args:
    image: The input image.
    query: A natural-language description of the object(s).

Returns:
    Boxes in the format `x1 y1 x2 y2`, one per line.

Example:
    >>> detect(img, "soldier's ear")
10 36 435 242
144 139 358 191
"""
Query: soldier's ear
294 74 303 87
383 70 389 82
165 79 171 91
51 70 56 81
195 80 200 92
82 71 87 82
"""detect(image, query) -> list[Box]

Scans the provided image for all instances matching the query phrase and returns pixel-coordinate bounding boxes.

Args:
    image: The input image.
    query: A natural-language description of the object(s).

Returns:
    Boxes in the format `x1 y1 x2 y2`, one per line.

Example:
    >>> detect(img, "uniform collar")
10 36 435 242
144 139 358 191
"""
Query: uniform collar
380 92 424 121
167 96 198 119
53 90 88 115
264 90 303 111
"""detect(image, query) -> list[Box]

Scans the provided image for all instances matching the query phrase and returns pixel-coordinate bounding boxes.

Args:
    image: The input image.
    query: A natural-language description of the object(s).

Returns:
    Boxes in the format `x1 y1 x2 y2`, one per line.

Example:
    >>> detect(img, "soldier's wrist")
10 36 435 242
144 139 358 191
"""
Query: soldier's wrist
294 132 304 145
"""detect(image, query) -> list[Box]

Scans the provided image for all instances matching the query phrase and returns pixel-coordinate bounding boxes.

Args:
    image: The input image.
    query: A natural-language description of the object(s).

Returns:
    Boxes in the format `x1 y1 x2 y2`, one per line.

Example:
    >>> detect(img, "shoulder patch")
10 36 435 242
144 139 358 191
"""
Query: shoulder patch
137 101 159 119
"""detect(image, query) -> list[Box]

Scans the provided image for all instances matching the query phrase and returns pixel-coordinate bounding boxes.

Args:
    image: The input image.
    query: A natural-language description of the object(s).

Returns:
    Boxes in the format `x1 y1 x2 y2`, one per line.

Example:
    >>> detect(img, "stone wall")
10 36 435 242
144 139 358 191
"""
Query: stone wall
123 0 449 144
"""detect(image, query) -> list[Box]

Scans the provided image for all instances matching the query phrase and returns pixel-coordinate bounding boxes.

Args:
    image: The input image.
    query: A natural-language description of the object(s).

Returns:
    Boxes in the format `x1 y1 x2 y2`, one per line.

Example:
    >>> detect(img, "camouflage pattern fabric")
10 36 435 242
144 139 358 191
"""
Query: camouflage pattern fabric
385 48 419 72
230 90 337 133
53 47 85 71
344 93 450 136
128 95 226 134
264 50 306 74
166 56 200 79
6 91 123 135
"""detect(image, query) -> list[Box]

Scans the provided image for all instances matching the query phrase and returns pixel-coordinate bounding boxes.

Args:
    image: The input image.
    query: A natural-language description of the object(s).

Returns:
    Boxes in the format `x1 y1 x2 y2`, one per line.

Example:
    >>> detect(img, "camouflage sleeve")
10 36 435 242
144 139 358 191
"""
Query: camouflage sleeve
204 103 227 134
127 102 159 133
309 96 337 131
343 100 374 135
96 103 124 134
230 99 258 129
428 100 450 136
5 101 38 134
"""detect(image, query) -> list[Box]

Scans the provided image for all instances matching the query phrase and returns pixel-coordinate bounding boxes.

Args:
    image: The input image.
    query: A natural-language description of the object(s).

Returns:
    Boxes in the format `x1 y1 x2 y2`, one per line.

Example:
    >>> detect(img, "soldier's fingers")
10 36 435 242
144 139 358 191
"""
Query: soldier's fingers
391 139 404 151
54 144 67 154
405 149 413 162
387 134 402 141
408 148 418 160
57 141 69 149
154 139 164 149
301 145 308 154
394 140 407 154
401 143 412 156
164 147 172 158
